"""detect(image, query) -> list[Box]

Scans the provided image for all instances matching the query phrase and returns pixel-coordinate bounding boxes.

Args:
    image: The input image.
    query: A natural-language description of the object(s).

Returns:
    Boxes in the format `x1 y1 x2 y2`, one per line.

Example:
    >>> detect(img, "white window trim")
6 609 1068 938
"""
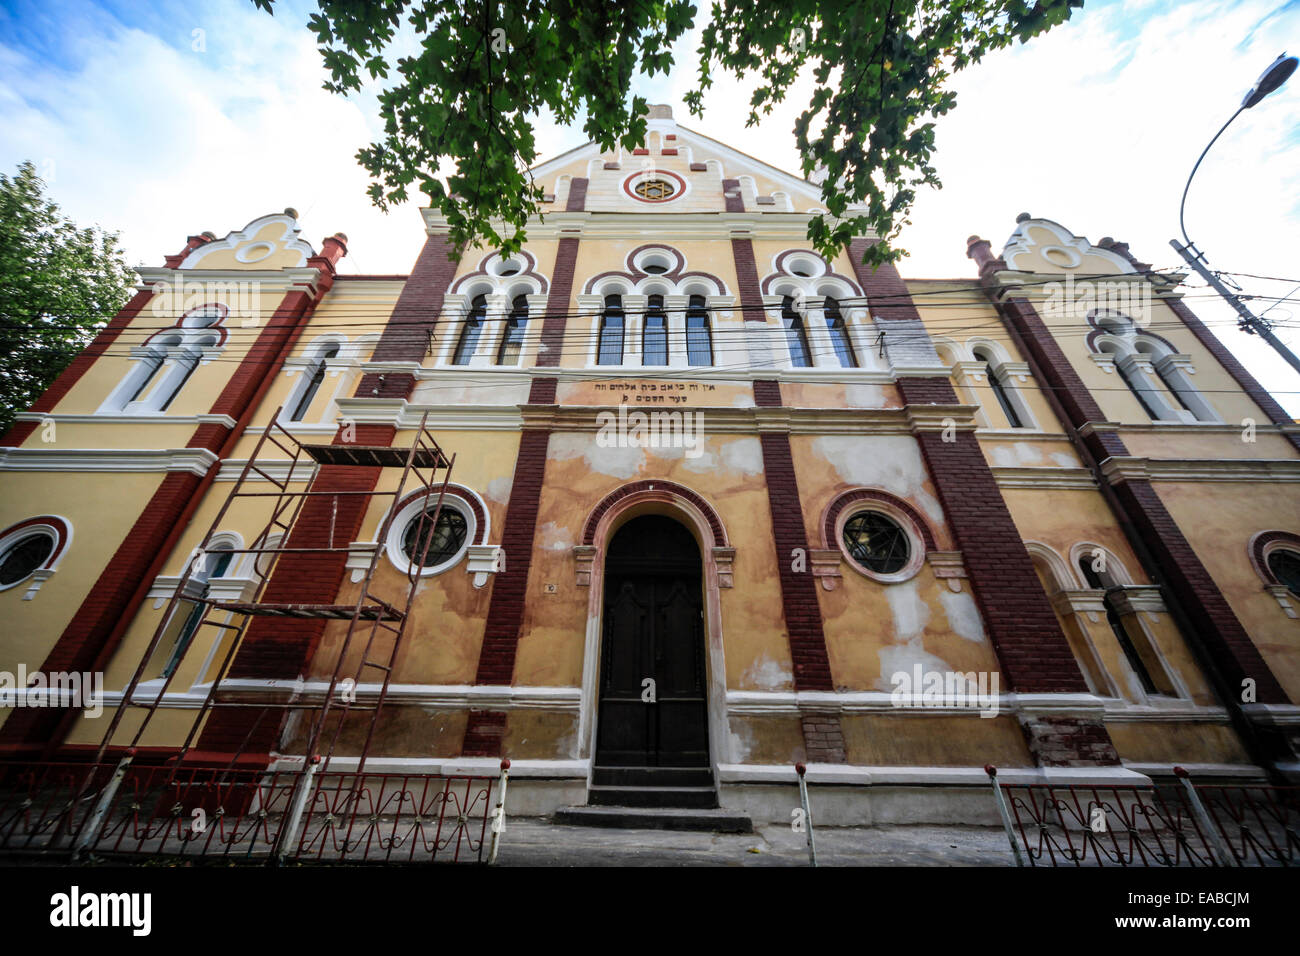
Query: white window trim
835 502 926 584
385 492 478 578
0 519 71 600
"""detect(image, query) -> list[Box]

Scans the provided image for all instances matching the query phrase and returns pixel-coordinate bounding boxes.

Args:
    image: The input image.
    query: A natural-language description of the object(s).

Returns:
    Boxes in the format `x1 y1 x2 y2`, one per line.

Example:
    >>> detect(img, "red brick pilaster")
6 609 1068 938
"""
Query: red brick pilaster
199 233 453 760
730 237 843 759
460 219 582 756
963 233 1295 768
852 244 1119 766
2 242 342 755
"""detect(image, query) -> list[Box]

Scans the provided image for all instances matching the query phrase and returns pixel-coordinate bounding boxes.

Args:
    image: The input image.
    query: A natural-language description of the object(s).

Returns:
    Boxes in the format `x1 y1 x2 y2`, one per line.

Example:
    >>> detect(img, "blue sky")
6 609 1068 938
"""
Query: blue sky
2 0 1299 412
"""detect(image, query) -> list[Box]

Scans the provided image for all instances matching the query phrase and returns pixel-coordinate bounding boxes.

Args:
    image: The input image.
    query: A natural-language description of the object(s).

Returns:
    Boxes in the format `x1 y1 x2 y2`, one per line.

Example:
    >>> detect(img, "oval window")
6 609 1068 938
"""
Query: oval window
0 533 56 587
841 512 910 575
402 507 469 569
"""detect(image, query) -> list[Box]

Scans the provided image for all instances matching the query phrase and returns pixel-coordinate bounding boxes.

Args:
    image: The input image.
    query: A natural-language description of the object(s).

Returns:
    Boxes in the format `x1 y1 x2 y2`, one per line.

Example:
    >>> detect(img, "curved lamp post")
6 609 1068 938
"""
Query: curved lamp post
1170 53 1300 375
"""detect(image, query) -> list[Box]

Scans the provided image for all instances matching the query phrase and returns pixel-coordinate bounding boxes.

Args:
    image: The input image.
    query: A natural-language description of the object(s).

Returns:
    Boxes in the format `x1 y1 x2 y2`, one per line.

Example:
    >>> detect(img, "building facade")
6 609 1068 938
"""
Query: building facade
2 106 1299 823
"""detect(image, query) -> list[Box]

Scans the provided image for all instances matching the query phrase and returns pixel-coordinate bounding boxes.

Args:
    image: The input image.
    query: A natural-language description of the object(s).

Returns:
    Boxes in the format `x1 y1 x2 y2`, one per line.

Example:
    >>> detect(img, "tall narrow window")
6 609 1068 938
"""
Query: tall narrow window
497 294 528 365
598 294 625 366
1078 556 1158 695
686 294 713 366
158 351 201 411
823 296 857 368
1151 360 1194 413
643 294 668 366
127 356 165 404
781 295 812 368
975 349 1024 428
289 344 340 422
160 547 235 679
1114 357 1162 420
453 294 486 365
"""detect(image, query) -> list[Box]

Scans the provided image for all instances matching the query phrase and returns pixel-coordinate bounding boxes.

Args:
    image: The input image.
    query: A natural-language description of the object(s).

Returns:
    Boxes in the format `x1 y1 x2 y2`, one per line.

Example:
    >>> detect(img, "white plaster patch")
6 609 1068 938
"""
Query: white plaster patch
812 435 942 523
939 589 987 643
1051 452 1079 467
731 392 756 408
676 436 764 476
989 442 1040 467
538 521 572 551
875 642 956 693
844 383 886 408
728 719 755 764
741 653 792 691
547 432 645 478
885 578 930 641
486 475 513 503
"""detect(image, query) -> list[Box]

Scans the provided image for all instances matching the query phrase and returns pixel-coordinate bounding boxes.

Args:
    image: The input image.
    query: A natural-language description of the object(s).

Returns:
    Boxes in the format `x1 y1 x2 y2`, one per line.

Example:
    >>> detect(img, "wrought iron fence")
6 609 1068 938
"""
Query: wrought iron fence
0 758 507 865
986 765 1299 867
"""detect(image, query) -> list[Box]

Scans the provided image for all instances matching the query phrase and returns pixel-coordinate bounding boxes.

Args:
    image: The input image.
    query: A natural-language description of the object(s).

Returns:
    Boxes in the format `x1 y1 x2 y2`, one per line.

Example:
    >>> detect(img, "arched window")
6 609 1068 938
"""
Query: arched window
974 347 1025 429
453 295 487 365
1104 345 1163 421
126 355 166 404
823 296 857 368
496 294 528 365
158 338 215 412
598 294 625 366
1267 548 1300 597
781 295 812 368
158 545 235 679
643 294 668 366
1077 553 1163 696
686 294 712 366
289 343 340 422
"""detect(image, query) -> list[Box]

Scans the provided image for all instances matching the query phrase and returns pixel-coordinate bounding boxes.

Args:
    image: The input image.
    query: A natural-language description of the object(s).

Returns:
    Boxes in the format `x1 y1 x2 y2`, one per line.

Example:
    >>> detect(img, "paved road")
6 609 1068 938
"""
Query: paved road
495 819 1018 866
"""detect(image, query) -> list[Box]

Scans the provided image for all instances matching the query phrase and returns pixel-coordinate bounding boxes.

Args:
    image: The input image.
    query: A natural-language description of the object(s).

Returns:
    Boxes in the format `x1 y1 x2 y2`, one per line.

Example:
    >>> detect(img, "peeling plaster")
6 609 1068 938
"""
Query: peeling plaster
548 433 644 478
486 475 513 502
742 653 792 691
728 719 754 764
658 436 764 476
844 384 886 408
538 520 573 551
939 589 987 643
876 642 956 693
885 578 930 641
812 435 943 523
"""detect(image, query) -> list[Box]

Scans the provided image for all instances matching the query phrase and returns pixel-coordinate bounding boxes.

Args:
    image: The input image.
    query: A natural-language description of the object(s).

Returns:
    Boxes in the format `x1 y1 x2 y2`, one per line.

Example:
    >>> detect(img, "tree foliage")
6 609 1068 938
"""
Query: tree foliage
0 162 134 435
254 0 1080 264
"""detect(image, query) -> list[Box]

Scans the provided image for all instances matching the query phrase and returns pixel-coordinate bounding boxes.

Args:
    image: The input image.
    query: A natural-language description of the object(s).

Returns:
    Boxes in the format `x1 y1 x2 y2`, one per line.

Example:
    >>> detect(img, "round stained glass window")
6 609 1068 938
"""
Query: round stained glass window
634 179 676 201
841 512 910 575
0 533 55 587
1268 549 1300 597
402 508 468 568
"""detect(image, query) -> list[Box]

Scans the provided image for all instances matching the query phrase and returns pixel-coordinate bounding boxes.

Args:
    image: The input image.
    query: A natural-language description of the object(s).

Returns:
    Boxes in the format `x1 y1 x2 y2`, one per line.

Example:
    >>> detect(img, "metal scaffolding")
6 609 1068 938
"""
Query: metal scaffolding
0 410 508 864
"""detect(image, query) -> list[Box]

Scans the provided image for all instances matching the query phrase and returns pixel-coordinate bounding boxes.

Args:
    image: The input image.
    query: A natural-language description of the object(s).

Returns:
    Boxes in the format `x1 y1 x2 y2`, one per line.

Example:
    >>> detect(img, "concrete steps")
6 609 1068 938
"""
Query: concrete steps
554 805 754 833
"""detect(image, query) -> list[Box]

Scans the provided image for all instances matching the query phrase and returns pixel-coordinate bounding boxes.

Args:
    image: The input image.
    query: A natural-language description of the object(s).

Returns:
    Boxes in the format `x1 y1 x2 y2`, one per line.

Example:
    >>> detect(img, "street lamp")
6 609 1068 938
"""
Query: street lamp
1170 53 1300 375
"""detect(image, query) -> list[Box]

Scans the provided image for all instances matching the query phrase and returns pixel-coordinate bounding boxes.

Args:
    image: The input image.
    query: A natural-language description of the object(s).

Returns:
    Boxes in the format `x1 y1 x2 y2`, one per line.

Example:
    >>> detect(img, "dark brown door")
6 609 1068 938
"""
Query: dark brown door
595 516 709 768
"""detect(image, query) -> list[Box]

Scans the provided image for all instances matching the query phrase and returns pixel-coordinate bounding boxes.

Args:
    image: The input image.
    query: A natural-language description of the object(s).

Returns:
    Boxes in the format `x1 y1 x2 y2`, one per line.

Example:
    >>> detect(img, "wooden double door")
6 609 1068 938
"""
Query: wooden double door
595 516 709 769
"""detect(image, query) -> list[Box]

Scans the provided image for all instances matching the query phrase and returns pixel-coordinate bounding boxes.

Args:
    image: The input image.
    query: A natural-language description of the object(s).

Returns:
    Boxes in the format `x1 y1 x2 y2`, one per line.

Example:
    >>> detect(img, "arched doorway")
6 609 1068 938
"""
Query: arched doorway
593 515 712 801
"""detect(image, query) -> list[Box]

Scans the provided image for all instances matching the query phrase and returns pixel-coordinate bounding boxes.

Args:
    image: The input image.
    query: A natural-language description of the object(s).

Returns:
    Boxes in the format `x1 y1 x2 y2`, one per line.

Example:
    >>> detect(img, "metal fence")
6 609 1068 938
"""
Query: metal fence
0 757 509 865
986 765 1299 867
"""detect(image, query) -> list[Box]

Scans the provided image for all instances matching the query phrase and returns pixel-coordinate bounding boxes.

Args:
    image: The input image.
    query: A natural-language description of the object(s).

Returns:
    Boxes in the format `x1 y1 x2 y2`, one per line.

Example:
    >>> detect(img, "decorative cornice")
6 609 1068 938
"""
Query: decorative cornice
15 412 237 428
991 466 1098 489
0 447 219 477
1100 455 1300 485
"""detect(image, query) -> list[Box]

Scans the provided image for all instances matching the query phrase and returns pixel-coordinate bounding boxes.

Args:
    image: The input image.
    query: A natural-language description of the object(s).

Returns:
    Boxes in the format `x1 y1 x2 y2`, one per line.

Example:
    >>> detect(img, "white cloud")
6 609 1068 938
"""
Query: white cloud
3 0 1297 409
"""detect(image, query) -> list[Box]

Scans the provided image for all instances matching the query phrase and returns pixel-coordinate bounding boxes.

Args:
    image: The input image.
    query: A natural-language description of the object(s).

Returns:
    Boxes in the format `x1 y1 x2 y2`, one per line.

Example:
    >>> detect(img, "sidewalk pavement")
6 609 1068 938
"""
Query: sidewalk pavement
494 819 1019 866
